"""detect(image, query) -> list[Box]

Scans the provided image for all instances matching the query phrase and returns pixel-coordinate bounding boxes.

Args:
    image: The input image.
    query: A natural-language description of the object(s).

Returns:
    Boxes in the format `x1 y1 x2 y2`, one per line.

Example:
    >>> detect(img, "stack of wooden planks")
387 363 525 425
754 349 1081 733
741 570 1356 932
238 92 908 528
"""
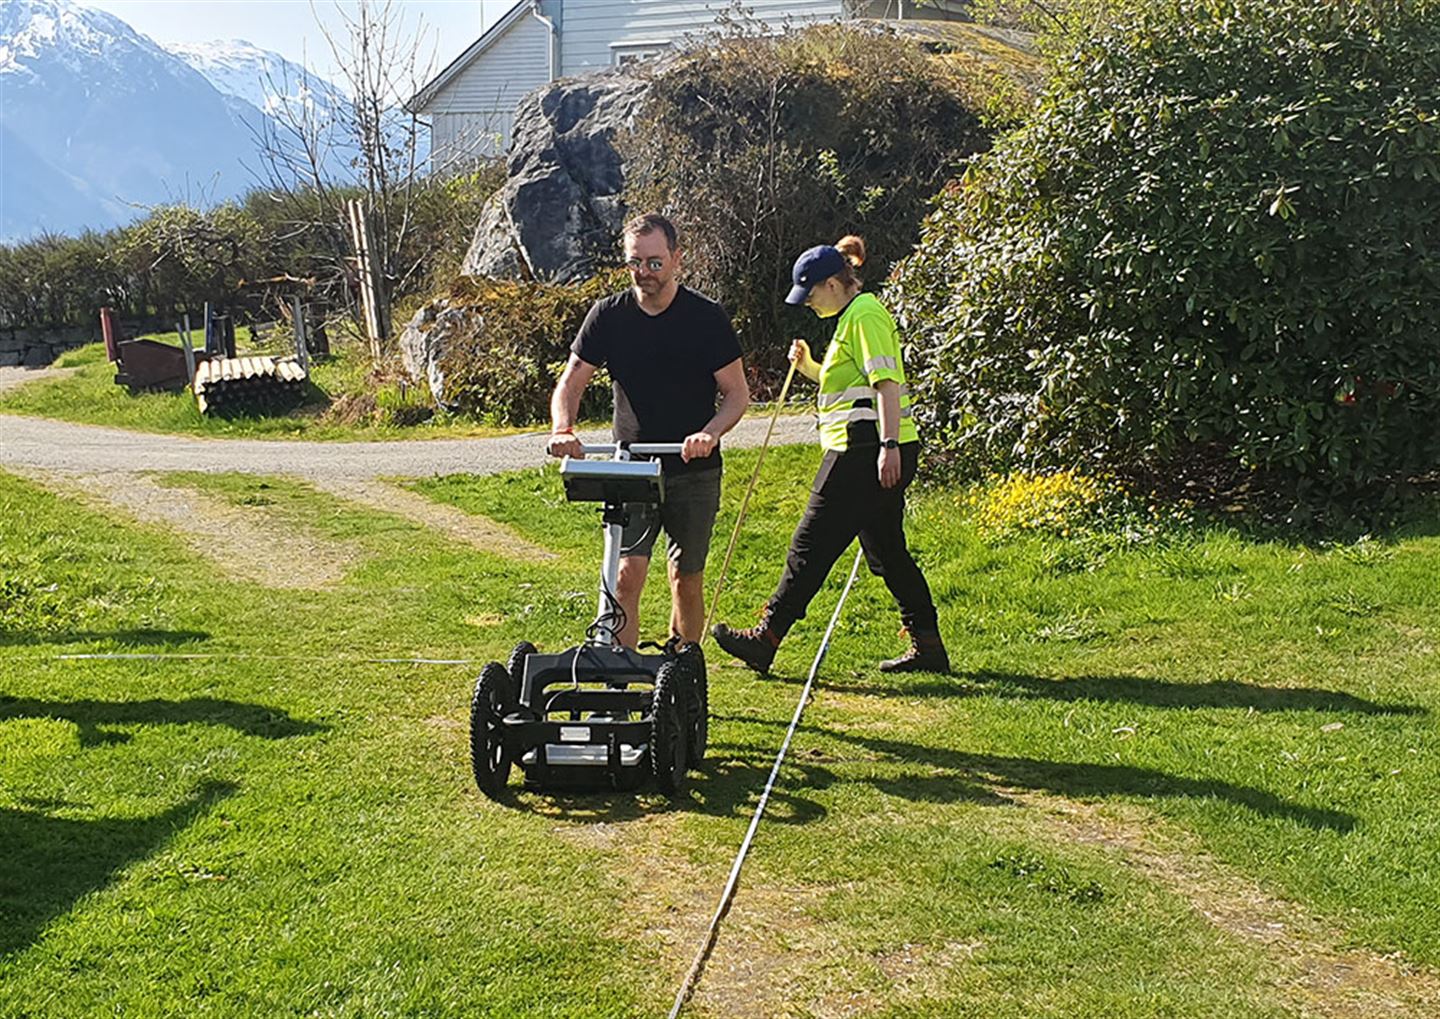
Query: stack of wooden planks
193 356 308 415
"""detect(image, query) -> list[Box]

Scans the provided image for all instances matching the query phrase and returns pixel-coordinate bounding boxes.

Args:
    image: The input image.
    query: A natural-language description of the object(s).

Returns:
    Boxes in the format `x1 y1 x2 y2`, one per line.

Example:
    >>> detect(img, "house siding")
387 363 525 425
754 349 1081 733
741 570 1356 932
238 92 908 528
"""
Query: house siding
420 4 552 160
558 0 845 75
424 8 551 114
430 110 515 165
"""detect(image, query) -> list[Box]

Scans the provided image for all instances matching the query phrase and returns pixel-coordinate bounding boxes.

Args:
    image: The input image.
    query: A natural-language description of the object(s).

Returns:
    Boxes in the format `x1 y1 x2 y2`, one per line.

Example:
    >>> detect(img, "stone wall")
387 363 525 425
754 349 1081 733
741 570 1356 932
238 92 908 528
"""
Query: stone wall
0 324 98 367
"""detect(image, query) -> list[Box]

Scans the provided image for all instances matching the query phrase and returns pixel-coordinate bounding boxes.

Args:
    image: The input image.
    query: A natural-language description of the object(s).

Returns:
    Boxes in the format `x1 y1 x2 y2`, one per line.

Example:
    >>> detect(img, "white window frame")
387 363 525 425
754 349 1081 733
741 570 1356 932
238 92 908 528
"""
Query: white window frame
610 39 669 67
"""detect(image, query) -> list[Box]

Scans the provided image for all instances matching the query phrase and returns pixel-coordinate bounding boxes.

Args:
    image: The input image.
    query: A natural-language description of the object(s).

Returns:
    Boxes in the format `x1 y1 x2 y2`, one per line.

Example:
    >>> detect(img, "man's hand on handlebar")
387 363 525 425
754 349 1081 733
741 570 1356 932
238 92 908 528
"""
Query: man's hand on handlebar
546 430 584 459
681 431 717 462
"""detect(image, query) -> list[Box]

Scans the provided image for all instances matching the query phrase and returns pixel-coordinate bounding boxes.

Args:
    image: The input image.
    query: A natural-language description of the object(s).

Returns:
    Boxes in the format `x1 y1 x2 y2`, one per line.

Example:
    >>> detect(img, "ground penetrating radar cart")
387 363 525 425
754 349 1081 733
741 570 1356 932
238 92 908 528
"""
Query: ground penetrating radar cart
469 443 707 798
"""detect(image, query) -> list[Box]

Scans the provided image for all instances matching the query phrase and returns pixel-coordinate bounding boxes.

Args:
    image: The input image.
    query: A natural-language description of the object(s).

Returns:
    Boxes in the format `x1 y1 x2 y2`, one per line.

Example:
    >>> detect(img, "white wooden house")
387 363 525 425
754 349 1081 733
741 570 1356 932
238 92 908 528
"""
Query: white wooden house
406 0 967 169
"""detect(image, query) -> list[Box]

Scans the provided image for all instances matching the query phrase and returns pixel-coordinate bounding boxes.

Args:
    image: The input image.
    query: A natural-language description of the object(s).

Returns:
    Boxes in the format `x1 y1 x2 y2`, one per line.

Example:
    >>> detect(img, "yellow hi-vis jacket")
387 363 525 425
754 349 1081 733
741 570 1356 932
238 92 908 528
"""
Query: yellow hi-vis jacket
816 293 919 452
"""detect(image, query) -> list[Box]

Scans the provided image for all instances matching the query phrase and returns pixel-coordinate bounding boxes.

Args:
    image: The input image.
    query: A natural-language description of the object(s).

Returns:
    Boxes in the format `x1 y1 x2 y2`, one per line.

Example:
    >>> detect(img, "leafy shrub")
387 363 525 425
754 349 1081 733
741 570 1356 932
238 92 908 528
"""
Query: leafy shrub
621 22 1018 387
0 169 504 338
888 0 1440 515
436 273 622 424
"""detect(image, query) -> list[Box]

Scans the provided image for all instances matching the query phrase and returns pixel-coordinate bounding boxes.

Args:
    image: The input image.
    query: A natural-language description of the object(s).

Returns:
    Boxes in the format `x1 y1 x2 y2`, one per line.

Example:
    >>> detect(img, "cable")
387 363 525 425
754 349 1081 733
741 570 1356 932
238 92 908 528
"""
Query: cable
621 516 657 557
702 360 799 638
583 572 628 648
669 546 865 1019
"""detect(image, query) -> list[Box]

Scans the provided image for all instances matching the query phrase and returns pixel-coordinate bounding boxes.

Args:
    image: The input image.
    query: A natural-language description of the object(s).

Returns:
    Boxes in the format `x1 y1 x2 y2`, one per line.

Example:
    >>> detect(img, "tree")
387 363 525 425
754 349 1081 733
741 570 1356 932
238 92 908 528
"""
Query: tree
620 23 1005 387
249 0 499 353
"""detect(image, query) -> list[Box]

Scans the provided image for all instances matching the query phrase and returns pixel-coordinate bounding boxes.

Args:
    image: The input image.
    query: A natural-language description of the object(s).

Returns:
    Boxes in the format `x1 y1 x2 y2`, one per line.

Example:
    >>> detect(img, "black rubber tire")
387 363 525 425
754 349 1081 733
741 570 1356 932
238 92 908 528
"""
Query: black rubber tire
649 660 688 795
676 641 708 766
506 641 537 699
469 662 513 799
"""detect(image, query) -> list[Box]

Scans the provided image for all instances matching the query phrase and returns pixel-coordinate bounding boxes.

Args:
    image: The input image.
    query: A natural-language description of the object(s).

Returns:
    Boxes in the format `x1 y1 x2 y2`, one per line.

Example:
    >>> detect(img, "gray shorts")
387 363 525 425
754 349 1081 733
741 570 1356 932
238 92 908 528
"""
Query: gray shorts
621 467 721 575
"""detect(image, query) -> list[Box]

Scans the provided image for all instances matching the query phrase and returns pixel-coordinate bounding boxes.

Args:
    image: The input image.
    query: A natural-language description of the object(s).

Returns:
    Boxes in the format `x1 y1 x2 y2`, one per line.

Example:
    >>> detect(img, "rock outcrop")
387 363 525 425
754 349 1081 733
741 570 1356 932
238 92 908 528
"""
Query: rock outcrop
462 70 649 283
398 297 479 409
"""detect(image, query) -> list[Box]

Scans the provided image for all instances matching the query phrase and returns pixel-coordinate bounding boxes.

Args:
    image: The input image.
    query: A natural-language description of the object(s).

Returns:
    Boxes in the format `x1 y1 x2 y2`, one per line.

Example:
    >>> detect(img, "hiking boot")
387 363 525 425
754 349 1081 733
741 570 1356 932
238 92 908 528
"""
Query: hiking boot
712 618 781 674
879 629 951 674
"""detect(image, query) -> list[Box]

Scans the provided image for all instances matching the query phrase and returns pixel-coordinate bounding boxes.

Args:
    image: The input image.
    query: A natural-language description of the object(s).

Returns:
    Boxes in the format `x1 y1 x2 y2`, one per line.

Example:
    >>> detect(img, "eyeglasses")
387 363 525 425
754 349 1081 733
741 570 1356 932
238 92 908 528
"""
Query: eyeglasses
624 256 667 272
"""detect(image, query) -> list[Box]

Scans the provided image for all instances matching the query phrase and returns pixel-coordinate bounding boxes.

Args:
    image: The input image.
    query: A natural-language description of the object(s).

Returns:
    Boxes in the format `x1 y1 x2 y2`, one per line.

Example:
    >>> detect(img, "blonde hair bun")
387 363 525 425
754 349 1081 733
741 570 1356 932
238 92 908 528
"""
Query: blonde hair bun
835 234 866 268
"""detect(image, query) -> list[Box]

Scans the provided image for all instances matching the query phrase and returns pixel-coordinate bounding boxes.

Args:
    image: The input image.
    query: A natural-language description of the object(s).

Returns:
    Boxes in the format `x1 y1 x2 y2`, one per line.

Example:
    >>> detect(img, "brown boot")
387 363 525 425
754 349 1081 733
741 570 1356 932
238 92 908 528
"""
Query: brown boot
879 629 950 674
712 616 782 674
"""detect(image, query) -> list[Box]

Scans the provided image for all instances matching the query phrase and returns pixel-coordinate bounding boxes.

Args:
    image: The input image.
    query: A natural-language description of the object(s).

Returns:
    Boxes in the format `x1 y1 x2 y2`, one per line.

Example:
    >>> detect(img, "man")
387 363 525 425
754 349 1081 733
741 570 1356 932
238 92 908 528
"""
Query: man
547 213 750 649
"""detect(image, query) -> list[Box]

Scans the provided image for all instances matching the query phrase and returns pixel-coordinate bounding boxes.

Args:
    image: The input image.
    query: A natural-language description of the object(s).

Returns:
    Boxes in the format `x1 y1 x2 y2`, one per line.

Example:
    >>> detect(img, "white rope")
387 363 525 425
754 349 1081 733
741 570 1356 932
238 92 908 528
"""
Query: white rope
51 653 476 664
669 545 865 1019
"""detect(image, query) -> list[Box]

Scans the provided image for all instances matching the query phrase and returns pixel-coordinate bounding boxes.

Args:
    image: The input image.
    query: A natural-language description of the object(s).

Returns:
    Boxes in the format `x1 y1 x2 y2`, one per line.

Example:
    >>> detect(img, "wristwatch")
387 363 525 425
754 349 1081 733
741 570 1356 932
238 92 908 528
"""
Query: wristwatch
881 438 900 450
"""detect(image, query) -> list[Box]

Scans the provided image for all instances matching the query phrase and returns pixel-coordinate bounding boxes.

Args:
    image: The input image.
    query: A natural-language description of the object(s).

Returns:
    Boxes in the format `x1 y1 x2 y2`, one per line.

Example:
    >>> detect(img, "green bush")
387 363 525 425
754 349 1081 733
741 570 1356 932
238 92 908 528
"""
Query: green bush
621 22 1018 387
888 0 1440 515
0 169 504 336
436 273 621 424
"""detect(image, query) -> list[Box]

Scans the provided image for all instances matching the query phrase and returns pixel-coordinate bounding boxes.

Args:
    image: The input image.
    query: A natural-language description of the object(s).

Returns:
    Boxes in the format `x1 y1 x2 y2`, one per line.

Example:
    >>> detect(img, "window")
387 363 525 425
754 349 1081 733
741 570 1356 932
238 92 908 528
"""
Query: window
611 40 668 67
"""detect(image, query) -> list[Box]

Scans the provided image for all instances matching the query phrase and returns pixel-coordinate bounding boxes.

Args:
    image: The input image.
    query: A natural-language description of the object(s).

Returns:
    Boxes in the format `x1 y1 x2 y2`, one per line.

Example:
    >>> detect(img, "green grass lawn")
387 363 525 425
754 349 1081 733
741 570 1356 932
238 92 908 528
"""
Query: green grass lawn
0 338 528 442
3 449 1438 1017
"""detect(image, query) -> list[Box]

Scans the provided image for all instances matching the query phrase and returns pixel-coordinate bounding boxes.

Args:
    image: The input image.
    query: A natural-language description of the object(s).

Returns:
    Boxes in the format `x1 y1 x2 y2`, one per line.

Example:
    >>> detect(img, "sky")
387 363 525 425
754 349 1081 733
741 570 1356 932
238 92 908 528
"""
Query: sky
82 0 510 88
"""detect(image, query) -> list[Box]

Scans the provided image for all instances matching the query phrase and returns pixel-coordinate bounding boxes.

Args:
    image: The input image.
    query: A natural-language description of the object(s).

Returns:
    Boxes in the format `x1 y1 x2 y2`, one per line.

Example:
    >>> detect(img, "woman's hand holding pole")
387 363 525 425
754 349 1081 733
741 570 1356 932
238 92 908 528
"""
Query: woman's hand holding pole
789 339 821 382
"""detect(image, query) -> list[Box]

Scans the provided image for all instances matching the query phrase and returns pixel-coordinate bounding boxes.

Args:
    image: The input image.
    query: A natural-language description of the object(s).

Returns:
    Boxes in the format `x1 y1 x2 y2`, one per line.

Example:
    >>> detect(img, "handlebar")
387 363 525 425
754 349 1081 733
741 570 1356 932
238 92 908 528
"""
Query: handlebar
578 443 685 458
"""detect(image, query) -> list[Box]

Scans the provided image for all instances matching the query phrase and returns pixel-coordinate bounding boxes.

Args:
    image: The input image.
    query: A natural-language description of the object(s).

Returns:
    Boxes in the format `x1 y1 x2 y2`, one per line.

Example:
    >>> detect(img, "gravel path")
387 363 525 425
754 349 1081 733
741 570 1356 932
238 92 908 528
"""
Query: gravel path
0 412 816 480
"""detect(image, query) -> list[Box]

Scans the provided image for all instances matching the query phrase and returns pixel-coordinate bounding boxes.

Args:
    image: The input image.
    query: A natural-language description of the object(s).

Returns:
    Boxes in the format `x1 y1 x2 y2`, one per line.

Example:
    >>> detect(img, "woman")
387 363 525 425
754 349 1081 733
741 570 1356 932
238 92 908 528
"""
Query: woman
713 236 949 675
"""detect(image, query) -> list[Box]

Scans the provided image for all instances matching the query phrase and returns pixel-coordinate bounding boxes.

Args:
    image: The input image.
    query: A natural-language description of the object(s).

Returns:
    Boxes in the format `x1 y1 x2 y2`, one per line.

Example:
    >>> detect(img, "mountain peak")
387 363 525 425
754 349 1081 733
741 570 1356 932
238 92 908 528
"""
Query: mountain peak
163 37 349 118
0 0 150 75
0 0 265 239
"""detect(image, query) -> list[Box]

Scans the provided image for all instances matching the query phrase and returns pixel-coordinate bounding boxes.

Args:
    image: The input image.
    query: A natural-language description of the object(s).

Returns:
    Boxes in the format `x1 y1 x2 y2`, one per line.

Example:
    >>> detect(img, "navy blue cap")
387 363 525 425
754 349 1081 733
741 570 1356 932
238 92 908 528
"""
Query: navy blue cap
785 245 847 305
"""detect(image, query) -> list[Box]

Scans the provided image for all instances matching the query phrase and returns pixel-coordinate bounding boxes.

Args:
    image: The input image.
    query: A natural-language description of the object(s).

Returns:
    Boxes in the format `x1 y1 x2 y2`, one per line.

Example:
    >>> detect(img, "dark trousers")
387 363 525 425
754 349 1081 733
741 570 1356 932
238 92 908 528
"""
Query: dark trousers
766 442 939 636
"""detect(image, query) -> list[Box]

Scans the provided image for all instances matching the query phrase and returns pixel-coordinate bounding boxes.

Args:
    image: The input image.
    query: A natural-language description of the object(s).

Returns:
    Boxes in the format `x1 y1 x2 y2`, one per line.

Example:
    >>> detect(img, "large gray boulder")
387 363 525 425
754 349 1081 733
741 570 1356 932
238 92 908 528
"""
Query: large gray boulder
462 70 649 283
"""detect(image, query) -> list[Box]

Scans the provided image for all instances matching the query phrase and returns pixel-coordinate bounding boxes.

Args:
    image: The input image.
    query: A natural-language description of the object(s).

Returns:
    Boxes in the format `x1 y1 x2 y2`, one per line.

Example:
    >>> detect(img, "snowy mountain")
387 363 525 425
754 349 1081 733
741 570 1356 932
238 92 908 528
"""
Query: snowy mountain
166 38 348 131
0 0 268 240
0 1 429 242
167 36 426 194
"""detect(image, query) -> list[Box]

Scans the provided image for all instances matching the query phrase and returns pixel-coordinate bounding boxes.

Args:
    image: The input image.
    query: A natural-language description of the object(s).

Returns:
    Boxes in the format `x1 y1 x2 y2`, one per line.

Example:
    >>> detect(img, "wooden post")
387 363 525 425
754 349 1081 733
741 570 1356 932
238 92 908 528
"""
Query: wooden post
100 306 119 362
179 318 196 385
292 295 309 375
346 198 389 364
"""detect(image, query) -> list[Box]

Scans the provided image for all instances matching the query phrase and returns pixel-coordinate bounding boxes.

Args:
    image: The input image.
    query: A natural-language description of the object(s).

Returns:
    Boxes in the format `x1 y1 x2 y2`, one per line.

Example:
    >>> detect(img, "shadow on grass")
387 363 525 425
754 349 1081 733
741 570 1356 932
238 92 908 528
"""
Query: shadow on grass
0 627 211 648
0 694 326 747
505 751 840 825
808 670 1424 716
508 740 1014 824
0 779 236 956
711 714 1356 832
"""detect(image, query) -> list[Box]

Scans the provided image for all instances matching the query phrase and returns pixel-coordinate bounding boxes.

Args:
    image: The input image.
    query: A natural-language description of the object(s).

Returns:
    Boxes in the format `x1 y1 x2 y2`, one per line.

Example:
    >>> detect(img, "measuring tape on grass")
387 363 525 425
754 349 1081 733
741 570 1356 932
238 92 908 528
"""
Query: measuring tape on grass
670 546 864 1018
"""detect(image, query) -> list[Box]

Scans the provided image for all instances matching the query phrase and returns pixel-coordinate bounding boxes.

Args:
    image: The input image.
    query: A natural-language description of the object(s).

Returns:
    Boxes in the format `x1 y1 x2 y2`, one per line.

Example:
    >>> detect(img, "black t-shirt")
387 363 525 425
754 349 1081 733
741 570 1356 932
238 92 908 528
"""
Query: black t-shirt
572 286 742 473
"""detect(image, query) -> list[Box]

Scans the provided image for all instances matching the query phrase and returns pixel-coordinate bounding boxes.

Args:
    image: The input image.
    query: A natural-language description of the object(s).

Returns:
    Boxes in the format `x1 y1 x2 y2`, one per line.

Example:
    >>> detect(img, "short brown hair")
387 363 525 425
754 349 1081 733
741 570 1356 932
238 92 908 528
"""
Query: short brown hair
622 212 678 252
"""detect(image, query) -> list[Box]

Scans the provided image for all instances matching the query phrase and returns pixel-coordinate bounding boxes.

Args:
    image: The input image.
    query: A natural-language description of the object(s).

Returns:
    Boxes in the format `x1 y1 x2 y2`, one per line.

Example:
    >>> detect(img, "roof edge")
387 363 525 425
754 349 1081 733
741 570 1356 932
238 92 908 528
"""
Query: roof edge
405 0 535 113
